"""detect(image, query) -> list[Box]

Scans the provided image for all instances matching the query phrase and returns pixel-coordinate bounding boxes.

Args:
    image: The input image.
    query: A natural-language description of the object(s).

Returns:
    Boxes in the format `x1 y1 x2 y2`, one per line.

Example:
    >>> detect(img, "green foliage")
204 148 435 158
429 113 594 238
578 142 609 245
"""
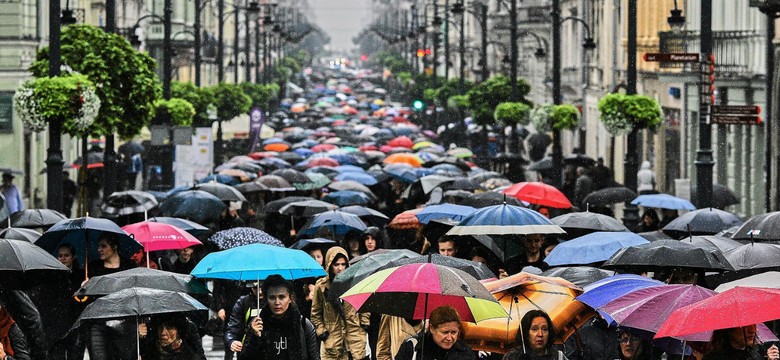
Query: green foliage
494 102 531 126
30 25 161 139
15 73 100 135
447 95 470 110
423 88 438 103
531 104 555 132
466 76 531 126
154 98 195 126
210 83 251 121
171 81 212 127
241 82 275 110
598 93 662 135
550 104 580 130
376 52 410 73
397 72 413 86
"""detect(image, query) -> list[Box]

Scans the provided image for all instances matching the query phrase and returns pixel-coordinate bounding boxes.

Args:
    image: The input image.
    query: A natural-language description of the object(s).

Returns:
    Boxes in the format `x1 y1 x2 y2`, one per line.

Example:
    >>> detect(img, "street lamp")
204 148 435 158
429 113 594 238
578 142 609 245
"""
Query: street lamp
667 0 686 33
450 0 465 91
46 0 64 212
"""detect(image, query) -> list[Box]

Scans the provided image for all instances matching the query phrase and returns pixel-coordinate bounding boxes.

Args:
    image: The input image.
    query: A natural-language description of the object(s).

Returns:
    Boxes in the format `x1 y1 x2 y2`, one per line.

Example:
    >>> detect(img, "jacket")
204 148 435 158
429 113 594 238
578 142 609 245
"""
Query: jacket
87 320 138 360
238 307 320 360
4 323 31 360
636 161 656 192
139 320 206 360
311 247 369 360
225 294 264 347
376 315 424 360
394 332 475 360
1 289 46 360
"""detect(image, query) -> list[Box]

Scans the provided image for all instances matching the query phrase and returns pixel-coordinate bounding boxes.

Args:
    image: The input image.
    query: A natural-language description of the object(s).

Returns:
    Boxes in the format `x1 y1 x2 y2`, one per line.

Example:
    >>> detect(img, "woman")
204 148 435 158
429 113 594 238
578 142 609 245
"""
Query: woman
615 330 656 360
503 310 566 360
394 305 475 360
363 227 382 253
634 210 660 233
88 234 134 278
0 307 30 360
239 275 319 360
139 314 206 360
702 325 779 360
344 235 366 260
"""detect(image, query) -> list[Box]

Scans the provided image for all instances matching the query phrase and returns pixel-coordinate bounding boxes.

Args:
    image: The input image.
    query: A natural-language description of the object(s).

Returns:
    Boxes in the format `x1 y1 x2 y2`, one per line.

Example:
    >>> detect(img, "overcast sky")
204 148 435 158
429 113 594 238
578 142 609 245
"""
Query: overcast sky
309 0 374 54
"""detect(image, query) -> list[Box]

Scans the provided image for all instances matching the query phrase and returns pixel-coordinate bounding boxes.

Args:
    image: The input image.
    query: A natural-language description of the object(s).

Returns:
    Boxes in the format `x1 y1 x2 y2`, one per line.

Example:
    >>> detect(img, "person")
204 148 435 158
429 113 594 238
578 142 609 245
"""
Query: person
702 325 778 360
634 210 661 233
0 306 31 360
503 310 566 360
394 305 475 360
171 246 198 274
1 173 23 213
505 234 550 275
574 167 594 209
88 234 134 278
636 161 656 195
614 330 657 360
562 315 619 360
376 315 424 360
310 247 369 360
307 248 324 267
363 227 382 253
238 275 320 360
344 235 365 260
225 283 265 357
62 171 77 218
45 244 87 360
437 238 458 257
591 157 613 190
658 209 678 229
138 314 206 360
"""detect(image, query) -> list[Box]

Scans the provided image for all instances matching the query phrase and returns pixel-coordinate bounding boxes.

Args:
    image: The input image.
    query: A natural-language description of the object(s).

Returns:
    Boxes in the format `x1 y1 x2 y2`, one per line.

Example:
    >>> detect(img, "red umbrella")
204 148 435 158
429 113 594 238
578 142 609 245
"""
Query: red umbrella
392 116 410 124
312 144 338 153
387 136 414 149
307 157 340 168
503 182 573 209
359 145 378 151
655 287 780 340
122 221 202 252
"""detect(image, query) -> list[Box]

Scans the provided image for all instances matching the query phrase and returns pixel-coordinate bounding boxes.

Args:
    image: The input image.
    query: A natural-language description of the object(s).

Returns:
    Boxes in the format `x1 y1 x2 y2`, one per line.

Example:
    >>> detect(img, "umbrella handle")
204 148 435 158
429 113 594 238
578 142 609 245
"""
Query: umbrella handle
420 292 429 360
136 316 140 360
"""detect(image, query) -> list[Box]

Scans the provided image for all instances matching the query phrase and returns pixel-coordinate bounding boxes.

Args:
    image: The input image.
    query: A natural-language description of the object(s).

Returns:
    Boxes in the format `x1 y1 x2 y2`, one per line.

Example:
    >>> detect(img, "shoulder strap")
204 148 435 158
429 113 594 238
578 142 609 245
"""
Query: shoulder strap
407 337 418 360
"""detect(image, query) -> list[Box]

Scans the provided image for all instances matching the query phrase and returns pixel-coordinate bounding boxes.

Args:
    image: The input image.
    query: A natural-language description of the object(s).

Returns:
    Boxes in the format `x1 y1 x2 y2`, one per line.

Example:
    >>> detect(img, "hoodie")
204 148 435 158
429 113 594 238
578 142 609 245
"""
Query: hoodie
636 161 656 192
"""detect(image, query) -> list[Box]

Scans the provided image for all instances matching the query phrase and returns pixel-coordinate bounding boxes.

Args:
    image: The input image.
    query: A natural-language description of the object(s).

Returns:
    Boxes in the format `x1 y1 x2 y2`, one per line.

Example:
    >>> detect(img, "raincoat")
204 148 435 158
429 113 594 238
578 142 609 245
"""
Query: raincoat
376 315 423 360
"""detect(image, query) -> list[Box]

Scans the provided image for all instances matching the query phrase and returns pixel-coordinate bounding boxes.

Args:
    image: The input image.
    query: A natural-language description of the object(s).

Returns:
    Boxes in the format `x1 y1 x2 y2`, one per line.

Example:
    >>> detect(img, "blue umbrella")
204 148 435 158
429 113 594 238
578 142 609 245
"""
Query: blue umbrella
262 137 286 145
208 227 283 250
159 190 226 224
306 166 340 178
575 274 664 325
289 237 337 251
197 174 239 186
334 172 378 186
294 148 314 157
335 165 366 173
631 194 696 210
299 211 367 237
329 154 363 166
384 164 419 183
191 243 327 281
323 191 372 206
445 204 566 236
415 204 477 224
339 205 390 227
258 157 292 169
544 232 649 266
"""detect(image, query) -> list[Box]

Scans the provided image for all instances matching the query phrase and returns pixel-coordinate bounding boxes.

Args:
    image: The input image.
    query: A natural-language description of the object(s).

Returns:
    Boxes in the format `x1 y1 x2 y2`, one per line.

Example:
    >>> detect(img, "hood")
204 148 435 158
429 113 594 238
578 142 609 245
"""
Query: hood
641 161 651 170
324 246 349 277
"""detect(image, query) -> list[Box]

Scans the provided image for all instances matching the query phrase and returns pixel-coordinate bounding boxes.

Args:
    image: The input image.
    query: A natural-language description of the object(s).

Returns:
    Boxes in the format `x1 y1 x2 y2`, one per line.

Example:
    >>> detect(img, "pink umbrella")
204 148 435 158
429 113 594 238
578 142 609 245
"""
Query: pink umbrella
122 222 202 253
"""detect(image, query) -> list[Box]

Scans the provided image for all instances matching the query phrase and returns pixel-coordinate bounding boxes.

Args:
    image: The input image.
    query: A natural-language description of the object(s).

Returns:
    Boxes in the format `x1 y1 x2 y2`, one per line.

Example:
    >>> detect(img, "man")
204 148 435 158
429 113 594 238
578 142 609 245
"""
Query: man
1 172 23 213
574 167 594 210
437 238 457 257
591 157 612 190
505 234 550 275
225 282 265 357
62 172 77 218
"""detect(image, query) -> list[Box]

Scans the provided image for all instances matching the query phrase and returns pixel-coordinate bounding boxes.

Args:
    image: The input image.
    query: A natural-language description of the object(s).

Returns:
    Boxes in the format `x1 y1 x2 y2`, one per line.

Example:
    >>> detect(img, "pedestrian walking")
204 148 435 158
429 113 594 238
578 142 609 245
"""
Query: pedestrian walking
1 172 23 213
394 305 475 360
225 283 264 357
0 306 31 360
574 167 594 209
591 157 613 190
701 325 777 360
614 330 659 360
138 314 206 360
503 310 567 360
375 315 423 360
636 161 656 195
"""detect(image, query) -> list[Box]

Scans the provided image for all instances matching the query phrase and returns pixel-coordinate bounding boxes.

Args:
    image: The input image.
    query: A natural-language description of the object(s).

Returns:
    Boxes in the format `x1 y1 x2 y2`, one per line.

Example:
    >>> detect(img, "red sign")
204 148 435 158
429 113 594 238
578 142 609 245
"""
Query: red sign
643 53 700 62
711 115 761 125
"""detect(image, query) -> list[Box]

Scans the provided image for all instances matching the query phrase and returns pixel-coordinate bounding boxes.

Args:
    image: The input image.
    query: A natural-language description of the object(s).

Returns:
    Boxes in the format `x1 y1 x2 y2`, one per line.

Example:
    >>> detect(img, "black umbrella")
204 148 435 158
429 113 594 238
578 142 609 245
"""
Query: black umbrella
159 190 226 224
731 211 780 242
662 208 743 239
276 152 305 164
468 171 504 184
380 254 496 280
118 141 144 158
603 239 734 271
563 154 596 166
101 191 159 216
339 205 390 227
690 184 740 209
527 133 551 162
0 228 41 242
723 242 780 270
279 199 338 217
328 181 376 198
256 175 296 191
459 192 525 208
541 266 613 287
679 235 743 253
72 152 104 168
289 237 337 252
453 234 506 269
330 249 420 300
208 227 283 250
582 187 638 207
551 212 629 239
528 157 553 171
146 217 209 236
423 157 472 172
445 179 484 192
264 196 313 213
271 169 311 185
234 181 269 194
192 182 247 202
76 267 209 296
637 230 673 242
0 238 69 289
9 209 67 228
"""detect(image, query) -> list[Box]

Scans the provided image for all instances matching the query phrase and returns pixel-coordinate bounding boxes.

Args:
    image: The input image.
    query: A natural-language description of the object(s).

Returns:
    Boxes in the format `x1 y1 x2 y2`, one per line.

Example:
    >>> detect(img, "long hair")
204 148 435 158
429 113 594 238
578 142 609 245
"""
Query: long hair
517 310 557 356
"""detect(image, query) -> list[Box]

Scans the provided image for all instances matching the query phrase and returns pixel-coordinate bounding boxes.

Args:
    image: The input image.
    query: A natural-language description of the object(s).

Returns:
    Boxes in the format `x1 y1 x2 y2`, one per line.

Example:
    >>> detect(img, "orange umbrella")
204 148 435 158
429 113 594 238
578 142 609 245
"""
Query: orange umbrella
383 153 423 168
387 209 422 230
218 169 251 182
291 104 306 113
264 143 290 152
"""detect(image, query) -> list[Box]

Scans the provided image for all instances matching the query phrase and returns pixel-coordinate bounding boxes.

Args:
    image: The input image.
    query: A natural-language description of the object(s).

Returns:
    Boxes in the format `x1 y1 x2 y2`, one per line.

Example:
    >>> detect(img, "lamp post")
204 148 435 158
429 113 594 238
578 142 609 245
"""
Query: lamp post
477 2 488 82
623 0 639 228
101 0 118 198
444 0 450 80
451 0 465 92
194 0 202 86
695 0 714 209
46 0 64 212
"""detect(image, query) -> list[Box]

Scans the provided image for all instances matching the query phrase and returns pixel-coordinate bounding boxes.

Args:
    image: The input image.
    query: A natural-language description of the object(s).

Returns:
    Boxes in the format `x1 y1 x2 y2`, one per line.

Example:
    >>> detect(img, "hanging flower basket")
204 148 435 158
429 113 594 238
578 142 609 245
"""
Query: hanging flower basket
494 102 531 126
597 93 662 136
13 73 101 134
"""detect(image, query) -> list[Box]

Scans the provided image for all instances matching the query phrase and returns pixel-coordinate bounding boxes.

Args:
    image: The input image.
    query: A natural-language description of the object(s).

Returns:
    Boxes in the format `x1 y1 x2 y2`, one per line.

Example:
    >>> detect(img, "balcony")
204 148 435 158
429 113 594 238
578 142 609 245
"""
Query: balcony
492 6 551 31
658 30 765 78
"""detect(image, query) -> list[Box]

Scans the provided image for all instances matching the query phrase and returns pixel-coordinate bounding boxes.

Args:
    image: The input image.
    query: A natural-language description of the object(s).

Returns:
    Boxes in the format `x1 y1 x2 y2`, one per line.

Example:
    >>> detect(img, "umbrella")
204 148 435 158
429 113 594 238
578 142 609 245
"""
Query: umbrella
217 169 255 181
258 157 292 170
323 191 372 206
334 172 378 186
340 263 507 323
528 158 553 171
447 147 474 159
544 232 649 266
101 191 159 216
661 208 743 238
444 179 483 192
678 235 742 253
387 209 422 230
159 190 226 224
603 240 734 271
298 211 367 237
146 217 209 236
551 212 629 239
339 205 389 227
118 141 144 158
582 187 638 207
263 196 313 213
459 192 525 208
541 266 613 287
72 152 104 169
296 172 331 190
279 199 338 217
9 209 67 228
415 204 477 224
329 249 421 300
347 248 420 265
723 242 780 270
207 227 283 250
387 136 414 148
196 174 240 186
234 181 269 194
256 175 296 191
289 237 337 252
468 171 503 184
328 181 376 197
502 182 573 209
271 169 312 185
637 230 673 242
384 164 419 183
655 287 780 341
379 254 496 281
383 153 423 167
563 153 596 166
191 243 326 280
0 238 69 289
76 267 209 296
631 194 696 211
714 271 780 292
416 175 456 194
577 274 665 310
0 227 41 242
121 221 202 252
446 204 565 236
192 182 247 202
731 211 780 241
690 184 740 209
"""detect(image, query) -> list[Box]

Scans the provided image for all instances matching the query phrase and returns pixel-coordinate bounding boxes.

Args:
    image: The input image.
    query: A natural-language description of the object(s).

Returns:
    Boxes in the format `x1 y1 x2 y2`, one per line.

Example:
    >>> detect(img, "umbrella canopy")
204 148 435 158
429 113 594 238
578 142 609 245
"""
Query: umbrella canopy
415 204 477 225
73 287 207 327
723 242 780 270
545 232 649 266
387 209 422 230
731 211 780 241
192 182 247 202
631 194 696 211
662 208 743 238
256 175 296 191
279 199 338 217
299 211 367 237
714 271 780 292
159 190 226 224
541 266 613 287
383 153 423 167
289 237 337 252
72 152 104 169
328 181 376 197
121 221 202 252
447 147 474 159
384 164 420 183
444 178 483 192
101 191 159 216
207 227 283 251
603 239 733 271
334 171 378 186
0 227 41 242
234 181 270 194
76 267 209 296
304 173 332 189
271 169 312 185
503 182 573 209
582 187 638 207
339 205 389 227
330 249 421 300
263 196 313 213
323 191 372 206
446 204 565 236
387 136 414 148
551 212 629 238
678 235 742 253
35 217 141 266
577 274 664 310
460 192 526 208
9 209 67 228
528 158 553 171
379 254 496 280
690 184 740 209
0 238 69 289
341 263 507 323
146 217 209 236
191 243 326 280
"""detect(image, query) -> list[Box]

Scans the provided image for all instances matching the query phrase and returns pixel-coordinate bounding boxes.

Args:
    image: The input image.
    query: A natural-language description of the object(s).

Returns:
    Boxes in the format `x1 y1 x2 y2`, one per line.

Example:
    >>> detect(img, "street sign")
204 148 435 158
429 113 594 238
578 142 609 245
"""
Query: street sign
643 53 700 62
711 114 761 125
711 105 761 115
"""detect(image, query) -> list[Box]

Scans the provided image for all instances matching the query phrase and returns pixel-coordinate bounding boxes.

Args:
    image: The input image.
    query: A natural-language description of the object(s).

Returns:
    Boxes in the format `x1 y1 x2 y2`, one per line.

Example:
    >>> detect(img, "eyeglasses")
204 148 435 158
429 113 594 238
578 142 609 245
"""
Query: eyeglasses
619 336 640 344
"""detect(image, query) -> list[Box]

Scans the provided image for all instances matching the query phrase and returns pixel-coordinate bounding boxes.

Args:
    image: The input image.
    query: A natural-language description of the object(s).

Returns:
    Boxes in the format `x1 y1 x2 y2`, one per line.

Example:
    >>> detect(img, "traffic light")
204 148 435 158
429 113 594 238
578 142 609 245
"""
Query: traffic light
412 100 424 110
417 49 426 58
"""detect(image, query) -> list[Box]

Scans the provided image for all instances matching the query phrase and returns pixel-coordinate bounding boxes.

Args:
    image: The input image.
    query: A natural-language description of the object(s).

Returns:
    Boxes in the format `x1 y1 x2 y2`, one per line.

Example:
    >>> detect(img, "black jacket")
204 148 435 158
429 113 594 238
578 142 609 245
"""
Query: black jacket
225 294 264 347
238 311 319 360
140 320 206 360
0 289 46 360
87 320 138 360
395 332 476 360
6 323 31 360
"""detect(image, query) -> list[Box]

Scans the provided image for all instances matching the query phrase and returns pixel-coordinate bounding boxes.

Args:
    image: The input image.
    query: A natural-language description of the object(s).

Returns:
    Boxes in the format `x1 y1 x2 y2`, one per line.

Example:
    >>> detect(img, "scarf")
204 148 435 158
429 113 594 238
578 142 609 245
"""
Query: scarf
0 309 15 356
259 304 305 360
